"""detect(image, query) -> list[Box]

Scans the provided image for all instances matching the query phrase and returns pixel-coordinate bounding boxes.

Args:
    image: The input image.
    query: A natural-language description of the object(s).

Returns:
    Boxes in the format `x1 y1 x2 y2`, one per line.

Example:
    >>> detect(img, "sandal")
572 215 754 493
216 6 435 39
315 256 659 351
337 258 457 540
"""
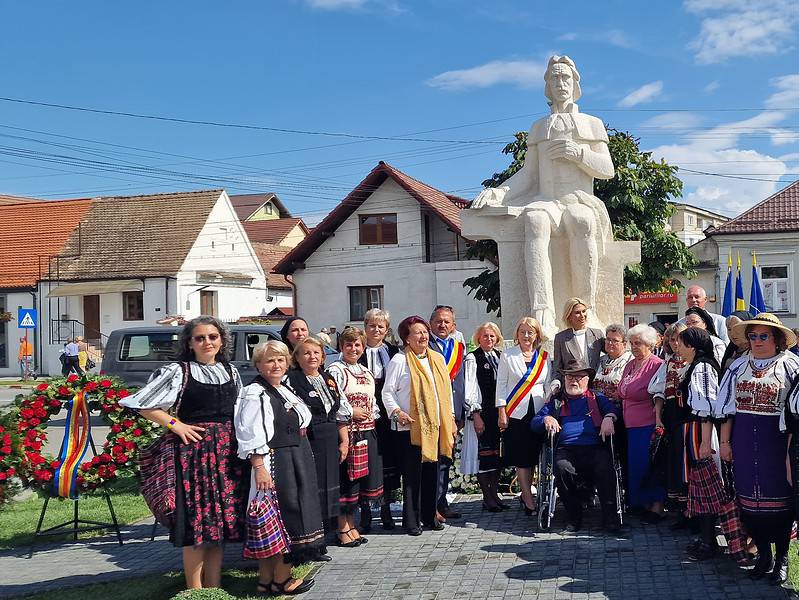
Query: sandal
256 580 272 595
336 528 359 548
271 577 315 596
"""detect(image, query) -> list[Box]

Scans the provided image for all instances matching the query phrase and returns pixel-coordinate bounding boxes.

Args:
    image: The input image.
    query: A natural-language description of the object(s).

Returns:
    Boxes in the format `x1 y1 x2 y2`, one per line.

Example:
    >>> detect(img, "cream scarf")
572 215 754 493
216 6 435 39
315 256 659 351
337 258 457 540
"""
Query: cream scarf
406 349 455 462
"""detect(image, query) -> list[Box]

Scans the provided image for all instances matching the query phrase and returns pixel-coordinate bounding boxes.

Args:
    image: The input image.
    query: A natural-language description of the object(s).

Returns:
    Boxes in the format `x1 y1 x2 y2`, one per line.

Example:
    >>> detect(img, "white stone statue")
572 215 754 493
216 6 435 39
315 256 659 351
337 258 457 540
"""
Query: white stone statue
471 55 616 333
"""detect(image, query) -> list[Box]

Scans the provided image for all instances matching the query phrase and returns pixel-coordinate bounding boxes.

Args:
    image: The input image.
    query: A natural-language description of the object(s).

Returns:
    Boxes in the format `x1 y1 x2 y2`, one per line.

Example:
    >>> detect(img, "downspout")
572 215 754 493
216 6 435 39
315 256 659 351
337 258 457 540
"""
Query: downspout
287 274 298 316
28 289 38 376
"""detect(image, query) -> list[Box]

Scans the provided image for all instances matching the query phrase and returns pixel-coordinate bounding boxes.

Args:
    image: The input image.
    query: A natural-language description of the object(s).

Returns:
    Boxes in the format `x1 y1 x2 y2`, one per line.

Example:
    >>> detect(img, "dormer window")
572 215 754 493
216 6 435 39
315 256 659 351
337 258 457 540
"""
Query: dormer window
359 214 397 245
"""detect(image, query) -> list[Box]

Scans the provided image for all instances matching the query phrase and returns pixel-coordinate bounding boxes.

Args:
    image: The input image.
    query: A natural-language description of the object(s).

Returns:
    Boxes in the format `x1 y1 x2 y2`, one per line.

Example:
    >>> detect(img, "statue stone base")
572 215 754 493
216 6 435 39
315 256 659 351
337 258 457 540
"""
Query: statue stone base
461 206 641 340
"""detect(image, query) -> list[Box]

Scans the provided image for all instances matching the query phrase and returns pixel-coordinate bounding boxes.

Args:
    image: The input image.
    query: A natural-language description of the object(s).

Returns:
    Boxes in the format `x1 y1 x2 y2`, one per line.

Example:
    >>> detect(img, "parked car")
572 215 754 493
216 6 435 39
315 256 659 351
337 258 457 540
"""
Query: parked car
101 325 337 388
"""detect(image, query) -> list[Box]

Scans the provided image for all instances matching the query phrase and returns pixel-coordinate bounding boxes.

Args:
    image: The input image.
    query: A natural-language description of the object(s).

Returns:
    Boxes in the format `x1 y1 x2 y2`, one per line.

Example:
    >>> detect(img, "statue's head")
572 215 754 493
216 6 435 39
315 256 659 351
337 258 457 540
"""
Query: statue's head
544 55 581 106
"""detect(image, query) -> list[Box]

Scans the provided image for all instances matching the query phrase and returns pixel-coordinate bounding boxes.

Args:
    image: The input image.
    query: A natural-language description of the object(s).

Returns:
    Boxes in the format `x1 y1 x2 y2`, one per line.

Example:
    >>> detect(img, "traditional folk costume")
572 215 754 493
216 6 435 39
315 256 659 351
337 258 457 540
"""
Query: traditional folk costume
382 350 455 531
649 354 690 507
495 345 553 469
235 376 325 564
463 347 502 474
358 342 400 497
593 351 633 403
285 369 352 527
327 360 384 513
122 362 246 548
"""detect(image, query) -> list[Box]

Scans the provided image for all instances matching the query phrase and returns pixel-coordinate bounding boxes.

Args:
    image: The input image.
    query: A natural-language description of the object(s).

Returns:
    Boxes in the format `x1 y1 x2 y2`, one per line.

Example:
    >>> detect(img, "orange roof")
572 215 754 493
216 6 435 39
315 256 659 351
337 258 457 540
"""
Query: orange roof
708 180 799 236
0 198 95 289
251 242 293 289
243 218 308 245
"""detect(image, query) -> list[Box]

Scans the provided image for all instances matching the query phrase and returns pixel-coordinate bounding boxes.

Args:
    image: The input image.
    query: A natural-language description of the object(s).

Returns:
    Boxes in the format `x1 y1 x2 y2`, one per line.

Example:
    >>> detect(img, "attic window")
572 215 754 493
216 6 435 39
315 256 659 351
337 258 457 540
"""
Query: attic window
359 214 397 245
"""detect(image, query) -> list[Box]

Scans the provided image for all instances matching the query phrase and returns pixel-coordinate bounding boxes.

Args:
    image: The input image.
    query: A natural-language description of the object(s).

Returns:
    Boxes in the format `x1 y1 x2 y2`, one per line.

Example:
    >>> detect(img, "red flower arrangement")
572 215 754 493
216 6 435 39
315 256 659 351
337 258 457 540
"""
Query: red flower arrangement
7 374 159 498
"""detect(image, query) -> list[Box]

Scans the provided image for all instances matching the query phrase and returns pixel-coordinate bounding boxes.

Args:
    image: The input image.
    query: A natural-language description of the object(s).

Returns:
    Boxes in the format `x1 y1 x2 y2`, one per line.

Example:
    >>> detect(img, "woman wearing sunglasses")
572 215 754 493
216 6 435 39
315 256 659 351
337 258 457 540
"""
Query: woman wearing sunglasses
122 316 247 591
715 313 799 585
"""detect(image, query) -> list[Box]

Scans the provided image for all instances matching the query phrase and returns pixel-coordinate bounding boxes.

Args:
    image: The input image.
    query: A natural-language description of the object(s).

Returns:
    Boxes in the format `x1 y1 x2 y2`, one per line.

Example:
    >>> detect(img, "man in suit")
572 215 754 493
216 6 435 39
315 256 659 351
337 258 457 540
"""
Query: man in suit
680 285 729 343
428 305 465 520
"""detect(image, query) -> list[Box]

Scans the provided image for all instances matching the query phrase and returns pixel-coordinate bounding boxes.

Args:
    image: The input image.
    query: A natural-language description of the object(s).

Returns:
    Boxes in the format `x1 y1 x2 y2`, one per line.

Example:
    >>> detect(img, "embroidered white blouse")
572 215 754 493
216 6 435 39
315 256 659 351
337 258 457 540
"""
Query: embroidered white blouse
327 361 381 421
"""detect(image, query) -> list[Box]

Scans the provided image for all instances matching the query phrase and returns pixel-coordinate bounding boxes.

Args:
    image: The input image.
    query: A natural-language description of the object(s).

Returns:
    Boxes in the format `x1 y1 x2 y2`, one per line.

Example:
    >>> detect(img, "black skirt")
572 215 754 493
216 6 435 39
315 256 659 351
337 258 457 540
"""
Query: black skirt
307 420 341 522
504 414 543 469
273 437 325 565
374 415 401 494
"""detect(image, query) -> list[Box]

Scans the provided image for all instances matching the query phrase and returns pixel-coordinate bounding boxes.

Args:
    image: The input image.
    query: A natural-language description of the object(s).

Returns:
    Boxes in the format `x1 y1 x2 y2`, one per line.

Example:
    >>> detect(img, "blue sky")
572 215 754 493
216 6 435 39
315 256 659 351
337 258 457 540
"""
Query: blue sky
0 0 797 223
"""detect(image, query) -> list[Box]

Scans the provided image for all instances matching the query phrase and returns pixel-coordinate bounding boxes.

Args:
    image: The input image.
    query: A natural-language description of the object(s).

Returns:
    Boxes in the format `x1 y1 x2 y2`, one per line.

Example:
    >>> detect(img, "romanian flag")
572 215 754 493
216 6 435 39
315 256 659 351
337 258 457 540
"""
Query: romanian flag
504 350 547 418
734 253 746 312
441 337 465 382
53 390 92 499
750 252 767 314
721 255 734 317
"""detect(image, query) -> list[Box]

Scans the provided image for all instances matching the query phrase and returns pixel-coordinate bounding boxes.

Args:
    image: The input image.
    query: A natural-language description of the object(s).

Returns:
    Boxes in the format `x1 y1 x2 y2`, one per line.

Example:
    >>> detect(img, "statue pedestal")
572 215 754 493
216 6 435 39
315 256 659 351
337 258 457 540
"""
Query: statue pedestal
461 206 640 339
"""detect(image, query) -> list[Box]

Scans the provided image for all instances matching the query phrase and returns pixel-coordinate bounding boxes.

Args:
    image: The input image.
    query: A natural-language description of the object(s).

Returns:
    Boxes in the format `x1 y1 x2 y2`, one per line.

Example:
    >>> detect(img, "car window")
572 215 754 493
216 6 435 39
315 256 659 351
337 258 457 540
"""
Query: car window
119 333 179 361
244 332 276 360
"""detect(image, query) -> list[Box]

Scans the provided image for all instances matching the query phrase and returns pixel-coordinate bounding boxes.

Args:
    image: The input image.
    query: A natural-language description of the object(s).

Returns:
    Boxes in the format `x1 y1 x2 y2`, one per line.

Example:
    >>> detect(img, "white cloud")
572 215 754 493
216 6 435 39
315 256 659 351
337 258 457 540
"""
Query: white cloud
605 29 634 48
618 81 664 107
685 0 799 64
556 29 632 48
766 74 799 108
704 80 720 93
641 112 704 130
557 32 578 41
426 58 546 91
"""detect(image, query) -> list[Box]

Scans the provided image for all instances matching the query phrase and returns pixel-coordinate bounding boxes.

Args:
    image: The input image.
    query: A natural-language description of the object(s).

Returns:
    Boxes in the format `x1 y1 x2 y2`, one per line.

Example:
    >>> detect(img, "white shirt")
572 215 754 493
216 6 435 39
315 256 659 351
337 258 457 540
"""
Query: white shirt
572 329 587 360
365 345 391 380
382 352 450 431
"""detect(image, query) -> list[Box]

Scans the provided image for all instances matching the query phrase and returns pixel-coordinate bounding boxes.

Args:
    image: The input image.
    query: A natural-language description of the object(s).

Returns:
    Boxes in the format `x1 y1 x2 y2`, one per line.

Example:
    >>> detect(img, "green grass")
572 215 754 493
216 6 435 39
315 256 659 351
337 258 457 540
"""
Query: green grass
17 565 316 600
0 477 151 549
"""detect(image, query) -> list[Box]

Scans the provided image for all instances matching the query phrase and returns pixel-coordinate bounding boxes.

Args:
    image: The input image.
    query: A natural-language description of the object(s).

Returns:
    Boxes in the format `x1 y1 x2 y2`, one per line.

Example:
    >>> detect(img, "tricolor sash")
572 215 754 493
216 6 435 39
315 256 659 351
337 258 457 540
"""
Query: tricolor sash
441 337 465 382
53 390 92 499
505 350 547 418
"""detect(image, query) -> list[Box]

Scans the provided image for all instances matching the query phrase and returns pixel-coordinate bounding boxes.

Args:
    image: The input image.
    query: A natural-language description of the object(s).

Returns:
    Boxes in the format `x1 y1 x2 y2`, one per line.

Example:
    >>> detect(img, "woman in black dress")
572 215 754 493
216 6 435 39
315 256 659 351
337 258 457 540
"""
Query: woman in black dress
358 308 399 531
235 340 322 596
122 316 246 590
280 317 310 352
287 336 352 560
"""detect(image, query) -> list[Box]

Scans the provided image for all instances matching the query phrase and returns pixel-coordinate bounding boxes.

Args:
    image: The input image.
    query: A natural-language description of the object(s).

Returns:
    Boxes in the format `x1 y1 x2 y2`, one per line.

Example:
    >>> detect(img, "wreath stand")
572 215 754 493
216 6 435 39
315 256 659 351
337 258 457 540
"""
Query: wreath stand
29 437 123 557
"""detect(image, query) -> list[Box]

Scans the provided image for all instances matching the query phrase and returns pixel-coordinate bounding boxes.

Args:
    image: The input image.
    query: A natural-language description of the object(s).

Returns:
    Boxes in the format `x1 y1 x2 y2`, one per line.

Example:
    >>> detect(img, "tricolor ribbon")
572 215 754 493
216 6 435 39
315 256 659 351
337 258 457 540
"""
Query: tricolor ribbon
504 350 547 418
53 390 92 499
441 337 465 382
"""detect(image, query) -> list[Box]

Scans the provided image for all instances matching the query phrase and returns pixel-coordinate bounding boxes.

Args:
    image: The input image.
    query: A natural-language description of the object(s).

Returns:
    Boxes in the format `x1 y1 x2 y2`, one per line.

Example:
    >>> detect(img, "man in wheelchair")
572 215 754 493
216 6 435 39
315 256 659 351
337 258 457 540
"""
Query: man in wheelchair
531 358 622 534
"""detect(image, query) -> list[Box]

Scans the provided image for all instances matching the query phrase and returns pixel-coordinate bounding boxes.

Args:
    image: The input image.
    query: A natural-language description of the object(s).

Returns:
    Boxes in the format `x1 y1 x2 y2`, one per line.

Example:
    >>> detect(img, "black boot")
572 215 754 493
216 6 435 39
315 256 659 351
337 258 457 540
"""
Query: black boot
749 549 774 580
359 503 372 534
769 553 788 586
380 503 395 530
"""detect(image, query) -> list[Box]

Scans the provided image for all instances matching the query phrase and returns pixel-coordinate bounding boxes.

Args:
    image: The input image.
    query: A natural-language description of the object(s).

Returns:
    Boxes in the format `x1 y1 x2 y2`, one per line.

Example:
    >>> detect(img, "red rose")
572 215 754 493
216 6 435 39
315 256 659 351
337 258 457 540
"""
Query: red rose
76 476 85 485
26 452 46 465
111 424 122 433
122 419 134 428
91 456 100 466
67 374 79 383
107 464 117 474
50 460 61 469
32 400 44 409
58 386 70 396
0 473 6 481
84 381 98 392
0 426 3 434
100 454 112 464
20 408 34 419
49 400 61 408
125 440 136 450
36 469 53 481
132 429 143 437
100 379 113 389
115 455 127 464
7 467 15 476
36 383 49 392
29 418 40 427
34 408 47 418
2 434 10 445
81 462 92 470
118 389 130 398
105 390 117 400
2 446 11 455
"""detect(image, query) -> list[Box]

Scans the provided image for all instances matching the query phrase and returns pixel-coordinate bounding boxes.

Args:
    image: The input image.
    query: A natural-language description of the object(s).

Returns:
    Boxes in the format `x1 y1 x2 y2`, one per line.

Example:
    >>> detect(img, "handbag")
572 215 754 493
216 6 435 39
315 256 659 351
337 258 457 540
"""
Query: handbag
137 362 189 528
347 422 369 481
244 487 290 559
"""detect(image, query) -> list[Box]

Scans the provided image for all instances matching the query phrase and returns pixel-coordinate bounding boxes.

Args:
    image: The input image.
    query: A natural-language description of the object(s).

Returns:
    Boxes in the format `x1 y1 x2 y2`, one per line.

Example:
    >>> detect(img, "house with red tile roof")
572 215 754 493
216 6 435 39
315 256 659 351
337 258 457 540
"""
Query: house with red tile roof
274 161 493 337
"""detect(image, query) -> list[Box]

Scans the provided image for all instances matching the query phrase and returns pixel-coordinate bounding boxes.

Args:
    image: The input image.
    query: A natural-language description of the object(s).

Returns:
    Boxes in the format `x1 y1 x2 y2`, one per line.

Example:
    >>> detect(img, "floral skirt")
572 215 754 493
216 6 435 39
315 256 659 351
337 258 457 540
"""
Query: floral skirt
171 420 247 548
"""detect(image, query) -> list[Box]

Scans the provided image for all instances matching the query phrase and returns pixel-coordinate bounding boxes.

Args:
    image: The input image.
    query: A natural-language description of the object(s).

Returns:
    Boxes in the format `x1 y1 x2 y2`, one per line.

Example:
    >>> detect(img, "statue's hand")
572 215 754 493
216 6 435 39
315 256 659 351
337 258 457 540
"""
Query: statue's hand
546 140 583 162
472 186 509 208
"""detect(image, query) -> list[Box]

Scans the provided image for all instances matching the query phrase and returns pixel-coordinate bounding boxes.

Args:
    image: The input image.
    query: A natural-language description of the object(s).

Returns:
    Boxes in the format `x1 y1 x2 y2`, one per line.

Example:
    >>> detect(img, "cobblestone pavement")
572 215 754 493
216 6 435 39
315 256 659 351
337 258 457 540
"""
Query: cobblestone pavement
0 496 795 600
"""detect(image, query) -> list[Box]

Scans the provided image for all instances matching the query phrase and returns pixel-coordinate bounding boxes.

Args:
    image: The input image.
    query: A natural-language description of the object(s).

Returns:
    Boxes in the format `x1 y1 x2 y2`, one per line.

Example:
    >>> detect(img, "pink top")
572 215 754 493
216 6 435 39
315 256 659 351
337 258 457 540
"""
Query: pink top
617 354 664 428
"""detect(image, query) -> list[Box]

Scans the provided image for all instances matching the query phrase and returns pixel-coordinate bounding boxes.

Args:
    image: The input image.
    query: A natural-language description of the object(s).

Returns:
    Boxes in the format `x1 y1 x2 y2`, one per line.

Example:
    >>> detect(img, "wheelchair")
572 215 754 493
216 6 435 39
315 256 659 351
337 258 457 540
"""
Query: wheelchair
535 430 625 530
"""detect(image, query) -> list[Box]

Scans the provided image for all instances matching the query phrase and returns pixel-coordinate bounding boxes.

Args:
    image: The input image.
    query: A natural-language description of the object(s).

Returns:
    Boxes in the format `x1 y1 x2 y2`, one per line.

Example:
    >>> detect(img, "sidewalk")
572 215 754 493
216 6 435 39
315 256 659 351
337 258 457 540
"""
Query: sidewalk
0 496 794 599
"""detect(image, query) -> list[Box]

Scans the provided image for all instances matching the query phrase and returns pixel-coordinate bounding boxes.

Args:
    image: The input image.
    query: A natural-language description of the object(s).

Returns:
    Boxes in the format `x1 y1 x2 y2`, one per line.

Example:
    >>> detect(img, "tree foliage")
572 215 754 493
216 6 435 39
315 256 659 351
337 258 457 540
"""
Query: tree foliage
464 129 697 314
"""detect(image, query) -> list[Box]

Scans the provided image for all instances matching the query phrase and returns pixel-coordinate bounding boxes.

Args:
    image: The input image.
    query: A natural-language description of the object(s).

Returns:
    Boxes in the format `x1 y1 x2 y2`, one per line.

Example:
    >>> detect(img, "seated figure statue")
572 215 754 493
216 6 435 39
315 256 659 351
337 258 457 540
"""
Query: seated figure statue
472 55 614 333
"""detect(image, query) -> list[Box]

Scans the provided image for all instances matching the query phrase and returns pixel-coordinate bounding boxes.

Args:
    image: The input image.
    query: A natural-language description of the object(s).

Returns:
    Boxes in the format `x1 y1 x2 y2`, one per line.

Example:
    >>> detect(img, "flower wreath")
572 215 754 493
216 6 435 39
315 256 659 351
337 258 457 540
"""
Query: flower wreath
11 373 160 495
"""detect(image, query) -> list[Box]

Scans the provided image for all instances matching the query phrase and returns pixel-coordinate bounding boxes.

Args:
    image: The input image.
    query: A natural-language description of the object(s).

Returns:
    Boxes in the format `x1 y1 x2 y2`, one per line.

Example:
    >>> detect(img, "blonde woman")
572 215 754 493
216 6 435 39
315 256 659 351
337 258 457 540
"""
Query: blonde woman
496 317 555 516
553 298 604 383
462 322 506 511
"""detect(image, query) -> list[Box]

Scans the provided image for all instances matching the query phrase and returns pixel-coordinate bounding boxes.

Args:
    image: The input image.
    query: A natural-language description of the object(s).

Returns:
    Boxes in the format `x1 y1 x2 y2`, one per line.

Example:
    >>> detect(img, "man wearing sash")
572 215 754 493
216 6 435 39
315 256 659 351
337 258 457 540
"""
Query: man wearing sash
428 305 466 520
532 358 621 534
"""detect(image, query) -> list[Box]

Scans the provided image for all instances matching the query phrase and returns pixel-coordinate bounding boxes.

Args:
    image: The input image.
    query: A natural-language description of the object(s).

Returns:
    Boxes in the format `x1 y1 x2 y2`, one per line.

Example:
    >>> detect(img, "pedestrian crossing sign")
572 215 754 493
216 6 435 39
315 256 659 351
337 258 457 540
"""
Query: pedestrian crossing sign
18 308 37 329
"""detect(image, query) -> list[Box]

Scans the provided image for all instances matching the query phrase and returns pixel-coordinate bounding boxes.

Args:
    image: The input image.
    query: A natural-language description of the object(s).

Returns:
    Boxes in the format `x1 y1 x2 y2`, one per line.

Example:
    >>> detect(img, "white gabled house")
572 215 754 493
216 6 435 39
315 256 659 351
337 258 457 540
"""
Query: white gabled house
274 161 495 339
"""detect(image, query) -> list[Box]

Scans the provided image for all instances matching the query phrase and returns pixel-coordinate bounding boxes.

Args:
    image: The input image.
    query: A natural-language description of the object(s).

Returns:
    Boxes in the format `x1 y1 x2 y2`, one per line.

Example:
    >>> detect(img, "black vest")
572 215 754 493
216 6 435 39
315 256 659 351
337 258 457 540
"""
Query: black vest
253 376 301 449
286 369 340 427
472 348 499 413
177 362 237 424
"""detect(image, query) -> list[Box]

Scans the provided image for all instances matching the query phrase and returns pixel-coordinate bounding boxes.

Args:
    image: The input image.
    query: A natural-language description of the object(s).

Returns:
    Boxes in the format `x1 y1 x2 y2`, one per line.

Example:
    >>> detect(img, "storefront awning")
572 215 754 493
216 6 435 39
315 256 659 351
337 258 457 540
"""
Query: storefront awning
47 279 144 298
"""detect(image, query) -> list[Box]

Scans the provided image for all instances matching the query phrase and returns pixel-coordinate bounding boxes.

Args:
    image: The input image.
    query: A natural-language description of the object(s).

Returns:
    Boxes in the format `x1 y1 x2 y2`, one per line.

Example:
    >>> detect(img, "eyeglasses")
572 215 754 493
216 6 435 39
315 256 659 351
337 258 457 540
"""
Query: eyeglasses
605 338 625 345
192 333 220 343
565 373 589 381
747 332 772 342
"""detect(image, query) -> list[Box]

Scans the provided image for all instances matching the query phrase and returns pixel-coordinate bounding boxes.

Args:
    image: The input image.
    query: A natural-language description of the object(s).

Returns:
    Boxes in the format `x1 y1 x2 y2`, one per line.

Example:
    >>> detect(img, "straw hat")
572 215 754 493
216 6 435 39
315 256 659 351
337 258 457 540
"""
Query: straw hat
730 312 797 349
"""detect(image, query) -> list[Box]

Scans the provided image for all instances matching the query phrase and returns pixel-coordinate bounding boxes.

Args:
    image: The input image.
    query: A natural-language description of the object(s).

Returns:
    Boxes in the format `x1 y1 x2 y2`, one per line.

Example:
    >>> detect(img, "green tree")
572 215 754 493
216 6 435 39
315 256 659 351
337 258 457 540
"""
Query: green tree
464 129 697 314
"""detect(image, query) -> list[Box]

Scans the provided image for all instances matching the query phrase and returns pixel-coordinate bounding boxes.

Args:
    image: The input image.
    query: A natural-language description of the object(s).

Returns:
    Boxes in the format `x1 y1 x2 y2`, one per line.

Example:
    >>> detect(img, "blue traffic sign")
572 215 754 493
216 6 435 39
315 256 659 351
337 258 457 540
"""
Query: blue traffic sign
18 308 37 329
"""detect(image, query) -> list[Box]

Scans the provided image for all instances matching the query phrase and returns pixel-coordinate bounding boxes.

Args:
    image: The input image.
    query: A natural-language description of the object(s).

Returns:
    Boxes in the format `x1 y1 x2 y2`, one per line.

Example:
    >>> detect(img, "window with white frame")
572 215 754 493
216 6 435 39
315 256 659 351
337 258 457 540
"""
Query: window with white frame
686 214 694 226
349 286 383 321
761 265 791 313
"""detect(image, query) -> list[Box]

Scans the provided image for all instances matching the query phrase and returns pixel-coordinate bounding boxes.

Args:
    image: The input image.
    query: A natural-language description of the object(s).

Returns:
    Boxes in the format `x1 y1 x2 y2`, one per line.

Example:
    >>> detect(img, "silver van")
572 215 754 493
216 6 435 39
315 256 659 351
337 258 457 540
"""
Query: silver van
101 325 284 388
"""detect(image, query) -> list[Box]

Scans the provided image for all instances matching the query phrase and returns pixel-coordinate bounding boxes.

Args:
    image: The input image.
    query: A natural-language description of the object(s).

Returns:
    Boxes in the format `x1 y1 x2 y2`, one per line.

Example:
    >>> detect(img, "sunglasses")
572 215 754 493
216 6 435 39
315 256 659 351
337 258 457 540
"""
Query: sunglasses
193 333 220 343
747 332 772 342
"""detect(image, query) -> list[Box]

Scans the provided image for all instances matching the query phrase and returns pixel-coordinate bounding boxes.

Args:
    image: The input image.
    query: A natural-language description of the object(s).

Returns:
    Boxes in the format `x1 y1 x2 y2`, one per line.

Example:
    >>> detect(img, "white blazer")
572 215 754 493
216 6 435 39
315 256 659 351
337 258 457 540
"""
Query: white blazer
495 345 555 419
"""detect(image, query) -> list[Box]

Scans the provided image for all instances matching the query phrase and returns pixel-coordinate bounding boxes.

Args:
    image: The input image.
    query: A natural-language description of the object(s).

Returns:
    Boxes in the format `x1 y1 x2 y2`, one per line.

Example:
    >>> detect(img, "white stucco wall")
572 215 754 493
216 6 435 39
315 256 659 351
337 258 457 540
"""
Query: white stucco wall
178 191 269 321
293 179 495 340
0 291 37 377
